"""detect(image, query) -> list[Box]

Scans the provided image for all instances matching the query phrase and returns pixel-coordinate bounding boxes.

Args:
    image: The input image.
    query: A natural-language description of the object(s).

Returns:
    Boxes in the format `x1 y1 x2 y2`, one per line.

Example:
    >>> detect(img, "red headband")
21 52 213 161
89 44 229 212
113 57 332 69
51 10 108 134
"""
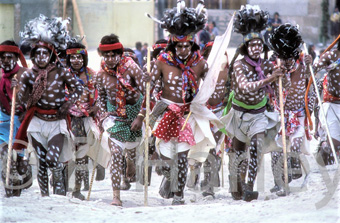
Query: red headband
32 41 58 58
0 45 28 68
66 48 87 55
152 43 167 50
98 43 123 52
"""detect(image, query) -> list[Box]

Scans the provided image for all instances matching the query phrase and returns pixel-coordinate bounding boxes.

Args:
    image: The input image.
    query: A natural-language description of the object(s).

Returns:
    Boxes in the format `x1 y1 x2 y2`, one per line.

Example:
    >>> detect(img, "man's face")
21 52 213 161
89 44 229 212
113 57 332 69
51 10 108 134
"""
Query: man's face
102 51 121 69
175 42 192 60
0 52 18 72
247 39 263 60
70 53 84 71
34 47 51 68
281 58 296 72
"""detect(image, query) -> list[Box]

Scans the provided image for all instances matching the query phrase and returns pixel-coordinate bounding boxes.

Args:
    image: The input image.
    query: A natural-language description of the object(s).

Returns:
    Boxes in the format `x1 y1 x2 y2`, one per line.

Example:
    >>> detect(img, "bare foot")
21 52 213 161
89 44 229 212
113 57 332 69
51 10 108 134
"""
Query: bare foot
111 198 122 206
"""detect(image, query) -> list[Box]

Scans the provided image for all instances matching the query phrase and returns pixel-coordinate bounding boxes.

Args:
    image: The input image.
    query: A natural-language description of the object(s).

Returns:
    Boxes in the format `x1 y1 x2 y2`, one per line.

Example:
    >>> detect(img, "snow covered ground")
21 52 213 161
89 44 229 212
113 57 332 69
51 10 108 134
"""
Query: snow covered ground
1 137 339 223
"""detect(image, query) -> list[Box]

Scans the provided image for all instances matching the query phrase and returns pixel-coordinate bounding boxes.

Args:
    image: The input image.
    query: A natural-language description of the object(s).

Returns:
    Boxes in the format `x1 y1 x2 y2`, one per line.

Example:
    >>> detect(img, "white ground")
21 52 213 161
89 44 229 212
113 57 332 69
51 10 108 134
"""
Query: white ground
1 137 339 223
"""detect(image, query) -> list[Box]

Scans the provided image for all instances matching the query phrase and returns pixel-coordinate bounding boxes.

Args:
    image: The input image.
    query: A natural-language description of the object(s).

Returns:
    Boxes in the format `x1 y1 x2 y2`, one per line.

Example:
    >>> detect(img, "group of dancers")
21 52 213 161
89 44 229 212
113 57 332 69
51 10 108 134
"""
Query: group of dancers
0 2 339 206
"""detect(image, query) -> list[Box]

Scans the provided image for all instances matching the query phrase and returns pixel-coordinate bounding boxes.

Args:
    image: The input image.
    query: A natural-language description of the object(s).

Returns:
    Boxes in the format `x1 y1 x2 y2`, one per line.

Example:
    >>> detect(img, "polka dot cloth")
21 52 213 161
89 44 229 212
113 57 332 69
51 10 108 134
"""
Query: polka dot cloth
154 104 195 145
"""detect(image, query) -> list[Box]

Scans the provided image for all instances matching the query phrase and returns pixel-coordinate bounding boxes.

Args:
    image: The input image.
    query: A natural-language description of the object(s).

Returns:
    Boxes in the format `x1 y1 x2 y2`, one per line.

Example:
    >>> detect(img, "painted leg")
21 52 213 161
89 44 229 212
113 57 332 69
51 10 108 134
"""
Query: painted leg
172 151 188 205
229 138 247 200
31 137 49 196
109 138 123 206
47 134 66 196
243 133 265 202
72 157 86 200
290 137 303 180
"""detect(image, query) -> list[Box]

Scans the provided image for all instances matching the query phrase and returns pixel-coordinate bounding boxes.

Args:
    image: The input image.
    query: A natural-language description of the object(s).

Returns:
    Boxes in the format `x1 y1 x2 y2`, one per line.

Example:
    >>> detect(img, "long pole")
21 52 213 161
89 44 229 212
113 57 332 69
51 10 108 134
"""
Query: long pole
277 60 289 194
71 0 88 48
303 43 338 164
279 76 289 194
87 133 103 201
220 139 224 188
63 0 68 19
144 47 151 206
5 82 17 187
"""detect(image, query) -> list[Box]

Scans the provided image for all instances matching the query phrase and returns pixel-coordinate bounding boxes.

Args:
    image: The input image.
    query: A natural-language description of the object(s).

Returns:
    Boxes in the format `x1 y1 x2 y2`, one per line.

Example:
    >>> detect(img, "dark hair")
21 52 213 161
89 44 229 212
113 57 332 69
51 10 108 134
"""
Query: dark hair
165 40 200 56
135 41 142 50
0 40 19 58
66 42 88 68
152 39 167 59
211 21 216 27
274 12 280 17
97 33 123 56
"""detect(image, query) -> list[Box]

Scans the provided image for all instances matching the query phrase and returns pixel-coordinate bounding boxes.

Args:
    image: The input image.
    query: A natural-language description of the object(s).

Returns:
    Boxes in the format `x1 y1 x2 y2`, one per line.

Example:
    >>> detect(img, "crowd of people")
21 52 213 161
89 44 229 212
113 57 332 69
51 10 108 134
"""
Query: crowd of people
0 3 339 207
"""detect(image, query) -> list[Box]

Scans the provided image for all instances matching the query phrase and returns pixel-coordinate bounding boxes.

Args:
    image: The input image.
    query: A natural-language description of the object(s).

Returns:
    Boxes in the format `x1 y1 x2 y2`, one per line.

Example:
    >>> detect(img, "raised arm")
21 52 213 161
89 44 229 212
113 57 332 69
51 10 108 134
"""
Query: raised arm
233 61 280 94
63 68 83 104
94 71 108 114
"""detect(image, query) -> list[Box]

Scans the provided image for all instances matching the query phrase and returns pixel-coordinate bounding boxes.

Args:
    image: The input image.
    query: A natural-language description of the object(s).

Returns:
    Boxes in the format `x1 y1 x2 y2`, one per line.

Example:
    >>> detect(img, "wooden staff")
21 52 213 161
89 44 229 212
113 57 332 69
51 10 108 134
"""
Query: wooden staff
277 60 289 194
219 139 224 188
87 133 103 201
63 0 68 19
71 0 88 48
5 75 17 187
303 43 338 164
144 47 151 206
144 47 152 205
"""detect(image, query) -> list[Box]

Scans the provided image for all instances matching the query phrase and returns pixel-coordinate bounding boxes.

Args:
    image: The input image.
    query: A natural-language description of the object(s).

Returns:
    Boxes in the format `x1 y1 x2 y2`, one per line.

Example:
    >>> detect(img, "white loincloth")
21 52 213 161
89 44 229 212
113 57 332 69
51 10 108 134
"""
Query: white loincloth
27 116 74 163
220 107 281 154
318 102 340 142
75 117 101 159
154 97 217 162
88 115 144 168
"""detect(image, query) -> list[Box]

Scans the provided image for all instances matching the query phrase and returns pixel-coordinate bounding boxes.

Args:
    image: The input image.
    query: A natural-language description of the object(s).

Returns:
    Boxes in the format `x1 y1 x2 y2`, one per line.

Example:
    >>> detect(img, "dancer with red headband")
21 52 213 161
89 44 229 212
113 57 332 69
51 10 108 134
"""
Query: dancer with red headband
65 41 102 200
0 40 32 197
95 34 145 206
13 15 83 197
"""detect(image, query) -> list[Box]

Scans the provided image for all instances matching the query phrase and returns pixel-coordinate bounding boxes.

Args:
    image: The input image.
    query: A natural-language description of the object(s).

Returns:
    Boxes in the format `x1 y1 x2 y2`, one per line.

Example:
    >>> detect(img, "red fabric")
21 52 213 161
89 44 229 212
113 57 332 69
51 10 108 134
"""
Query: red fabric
323 75 340 102
152 43 167 50
99 43 123 52
0 64 20 113
0 45 28 68
154 104 195 145
66 48 87 55
13 107 71 150
101 57 136 117
158 51 200 104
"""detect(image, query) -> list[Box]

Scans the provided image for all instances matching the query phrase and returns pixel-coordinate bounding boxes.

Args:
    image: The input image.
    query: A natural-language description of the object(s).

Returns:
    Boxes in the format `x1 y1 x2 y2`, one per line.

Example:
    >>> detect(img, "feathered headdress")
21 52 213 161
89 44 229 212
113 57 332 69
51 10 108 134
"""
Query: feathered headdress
147 0 207 41
268 24 303 60
20 14 72 52
234 5 269 42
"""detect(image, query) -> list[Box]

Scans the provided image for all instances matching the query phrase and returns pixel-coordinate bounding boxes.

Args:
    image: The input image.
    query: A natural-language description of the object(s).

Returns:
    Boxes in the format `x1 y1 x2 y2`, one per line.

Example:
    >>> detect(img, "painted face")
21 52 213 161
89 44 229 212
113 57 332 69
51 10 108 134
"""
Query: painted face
102 51 121 69
281 58 296 72
175 42 192 60
70 53 84 71
247 39 263 60
0 52 18 71
34 47 51 68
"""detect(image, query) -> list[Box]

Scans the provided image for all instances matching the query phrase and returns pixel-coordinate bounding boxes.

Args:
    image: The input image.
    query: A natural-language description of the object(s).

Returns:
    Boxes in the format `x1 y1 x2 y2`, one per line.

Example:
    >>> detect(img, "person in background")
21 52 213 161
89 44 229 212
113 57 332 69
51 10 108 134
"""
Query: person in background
134 41 144 68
